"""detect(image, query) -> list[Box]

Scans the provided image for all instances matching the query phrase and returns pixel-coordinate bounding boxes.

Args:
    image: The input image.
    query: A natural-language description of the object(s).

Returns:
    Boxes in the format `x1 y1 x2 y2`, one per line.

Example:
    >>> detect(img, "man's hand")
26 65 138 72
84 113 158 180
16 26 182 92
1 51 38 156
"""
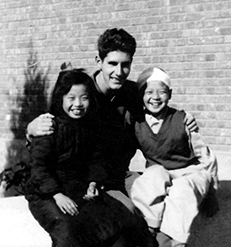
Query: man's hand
53 193 79 216
27 113 54 139
83 182 100 201
184 112 199 132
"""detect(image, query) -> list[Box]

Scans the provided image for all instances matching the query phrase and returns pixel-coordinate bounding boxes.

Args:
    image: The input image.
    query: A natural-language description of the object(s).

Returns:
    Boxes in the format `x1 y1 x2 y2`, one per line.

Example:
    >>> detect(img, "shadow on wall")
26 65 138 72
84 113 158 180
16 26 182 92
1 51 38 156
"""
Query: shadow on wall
2 45 50 197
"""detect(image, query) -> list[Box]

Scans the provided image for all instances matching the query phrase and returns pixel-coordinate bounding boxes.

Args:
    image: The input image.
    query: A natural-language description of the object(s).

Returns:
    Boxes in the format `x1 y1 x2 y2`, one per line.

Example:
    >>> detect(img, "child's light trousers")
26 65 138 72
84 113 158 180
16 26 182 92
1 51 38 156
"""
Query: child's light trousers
131 164 212 243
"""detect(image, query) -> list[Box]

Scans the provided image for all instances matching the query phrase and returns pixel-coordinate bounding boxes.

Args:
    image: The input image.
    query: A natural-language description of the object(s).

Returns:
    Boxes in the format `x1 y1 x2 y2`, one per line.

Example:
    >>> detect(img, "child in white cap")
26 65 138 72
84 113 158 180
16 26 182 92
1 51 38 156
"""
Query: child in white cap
130 67 218 247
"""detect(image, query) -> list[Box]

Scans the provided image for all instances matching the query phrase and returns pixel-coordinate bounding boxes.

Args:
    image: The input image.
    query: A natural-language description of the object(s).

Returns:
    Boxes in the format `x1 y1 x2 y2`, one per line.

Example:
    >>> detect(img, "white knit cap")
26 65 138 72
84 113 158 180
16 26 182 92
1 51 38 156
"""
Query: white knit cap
137 67 171 90
147 67 171 88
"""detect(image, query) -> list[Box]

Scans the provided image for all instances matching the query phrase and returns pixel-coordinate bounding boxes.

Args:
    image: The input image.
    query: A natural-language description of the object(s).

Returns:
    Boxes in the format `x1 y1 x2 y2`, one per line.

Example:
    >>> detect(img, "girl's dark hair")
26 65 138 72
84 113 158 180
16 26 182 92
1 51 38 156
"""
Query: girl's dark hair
97 28 136 60
50 69 97 117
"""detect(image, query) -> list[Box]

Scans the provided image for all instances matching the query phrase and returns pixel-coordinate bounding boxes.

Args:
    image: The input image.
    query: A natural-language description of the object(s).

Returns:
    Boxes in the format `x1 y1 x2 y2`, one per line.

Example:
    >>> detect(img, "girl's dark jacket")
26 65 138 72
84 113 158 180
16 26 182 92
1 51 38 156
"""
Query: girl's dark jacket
25 114 107 202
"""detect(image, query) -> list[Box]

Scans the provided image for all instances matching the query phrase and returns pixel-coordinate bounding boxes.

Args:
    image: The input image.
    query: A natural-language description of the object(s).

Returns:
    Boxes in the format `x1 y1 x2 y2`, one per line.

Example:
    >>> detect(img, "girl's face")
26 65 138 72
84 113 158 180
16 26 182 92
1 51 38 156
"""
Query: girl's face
63 84 90 119
143 80 172 118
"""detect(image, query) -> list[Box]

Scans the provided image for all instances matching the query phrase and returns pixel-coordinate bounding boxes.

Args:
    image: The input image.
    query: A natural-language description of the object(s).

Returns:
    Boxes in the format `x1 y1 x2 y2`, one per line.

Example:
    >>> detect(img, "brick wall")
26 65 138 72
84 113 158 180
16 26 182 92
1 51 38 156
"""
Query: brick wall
0 0 231 170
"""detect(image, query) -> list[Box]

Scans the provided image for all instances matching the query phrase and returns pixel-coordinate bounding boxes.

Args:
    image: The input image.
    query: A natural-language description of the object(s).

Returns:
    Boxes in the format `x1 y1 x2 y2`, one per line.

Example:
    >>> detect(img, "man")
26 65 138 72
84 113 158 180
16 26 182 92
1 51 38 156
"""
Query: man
27 28 197 247
27 28 197 188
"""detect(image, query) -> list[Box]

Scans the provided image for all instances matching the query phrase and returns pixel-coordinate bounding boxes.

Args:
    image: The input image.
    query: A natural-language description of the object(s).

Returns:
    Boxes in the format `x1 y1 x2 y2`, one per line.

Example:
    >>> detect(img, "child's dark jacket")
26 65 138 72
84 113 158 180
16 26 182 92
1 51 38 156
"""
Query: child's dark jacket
25 114 153 247
25 114 107 201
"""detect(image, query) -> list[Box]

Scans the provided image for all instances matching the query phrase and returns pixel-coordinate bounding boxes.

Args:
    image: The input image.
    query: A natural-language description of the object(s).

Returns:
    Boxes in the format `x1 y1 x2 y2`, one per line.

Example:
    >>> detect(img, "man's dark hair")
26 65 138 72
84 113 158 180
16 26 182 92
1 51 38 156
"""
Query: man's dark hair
97 28 137 60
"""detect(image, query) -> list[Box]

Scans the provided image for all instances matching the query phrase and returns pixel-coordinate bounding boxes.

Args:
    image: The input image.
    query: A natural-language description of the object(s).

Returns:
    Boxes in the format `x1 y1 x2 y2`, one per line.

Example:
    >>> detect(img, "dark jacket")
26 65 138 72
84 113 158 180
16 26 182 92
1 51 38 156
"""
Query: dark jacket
91 71 142 192
25 114 154 247
25 114 107 201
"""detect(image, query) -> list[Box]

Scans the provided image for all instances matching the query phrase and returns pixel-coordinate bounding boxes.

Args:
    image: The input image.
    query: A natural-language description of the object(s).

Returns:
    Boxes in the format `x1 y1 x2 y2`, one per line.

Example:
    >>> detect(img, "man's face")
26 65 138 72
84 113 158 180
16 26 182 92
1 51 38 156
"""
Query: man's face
97 51 132 91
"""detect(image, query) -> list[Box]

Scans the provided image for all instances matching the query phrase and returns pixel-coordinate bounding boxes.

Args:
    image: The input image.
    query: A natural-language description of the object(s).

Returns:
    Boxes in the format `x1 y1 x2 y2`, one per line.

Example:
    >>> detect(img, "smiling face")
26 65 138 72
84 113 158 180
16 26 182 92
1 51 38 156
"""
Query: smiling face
62 84 90 119
143 80 172 118
96 50 132 93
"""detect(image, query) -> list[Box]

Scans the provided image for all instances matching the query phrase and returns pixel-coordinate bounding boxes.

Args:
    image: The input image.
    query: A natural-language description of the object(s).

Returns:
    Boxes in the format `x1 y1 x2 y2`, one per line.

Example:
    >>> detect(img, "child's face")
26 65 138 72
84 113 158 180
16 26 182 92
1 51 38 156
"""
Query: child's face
143 80 172 118
97 50 132 91
63 84 90 119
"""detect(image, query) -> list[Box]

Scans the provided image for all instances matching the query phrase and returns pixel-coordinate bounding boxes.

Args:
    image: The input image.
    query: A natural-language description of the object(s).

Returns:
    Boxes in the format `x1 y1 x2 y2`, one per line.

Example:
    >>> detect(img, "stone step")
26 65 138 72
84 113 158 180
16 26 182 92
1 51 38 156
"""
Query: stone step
0 196 51 247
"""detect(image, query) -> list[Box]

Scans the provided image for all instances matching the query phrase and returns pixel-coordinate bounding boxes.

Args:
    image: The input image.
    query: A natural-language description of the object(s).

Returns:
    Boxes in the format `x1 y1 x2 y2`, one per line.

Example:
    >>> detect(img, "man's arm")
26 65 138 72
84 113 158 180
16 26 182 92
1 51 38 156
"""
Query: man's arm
26 113 55 141
184 112 199 132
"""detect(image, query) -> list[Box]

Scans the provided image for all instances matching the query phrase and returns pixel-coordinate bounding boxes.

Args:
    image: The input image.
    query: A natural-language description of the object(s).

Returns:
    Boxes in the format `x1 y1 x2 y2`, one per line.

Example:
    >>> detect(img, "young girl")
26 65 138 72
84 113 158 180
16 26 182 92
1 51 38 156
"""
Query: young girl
130 67 218 247
25 69 126 247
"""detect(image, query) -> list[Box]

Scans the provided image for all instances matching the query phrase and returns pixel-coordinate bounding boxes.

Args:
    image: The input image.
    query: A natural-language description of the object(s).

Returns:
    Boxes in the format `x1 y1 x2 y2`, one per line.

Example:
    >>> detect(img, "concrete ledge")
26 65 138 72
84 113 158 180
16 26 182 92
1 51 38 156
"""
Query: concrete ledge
0 196 51 247
0 150 230 247
0 182 230 247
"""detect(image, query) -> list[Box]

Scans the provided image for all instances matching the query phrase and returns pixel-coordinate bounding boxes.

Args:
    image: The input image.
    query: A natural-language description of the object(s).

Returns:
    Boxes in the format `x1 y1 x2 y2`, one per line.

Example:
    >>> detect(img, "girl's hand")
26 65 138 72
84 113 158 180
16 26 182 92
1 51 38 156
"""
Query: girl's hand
27 113 55 139
83 182 99 201
53 193 79 216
